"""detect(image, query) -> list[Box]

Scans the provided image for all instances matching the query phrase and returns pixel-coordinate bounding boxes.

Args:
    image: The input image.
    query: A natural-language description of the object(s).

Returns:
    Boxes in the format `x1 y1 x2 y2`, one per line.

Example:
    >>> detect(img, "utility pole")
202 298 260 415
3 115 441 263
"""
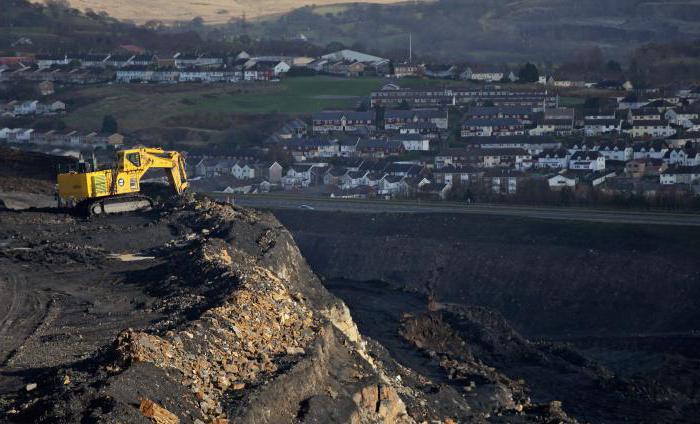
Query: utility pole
409 33 412 63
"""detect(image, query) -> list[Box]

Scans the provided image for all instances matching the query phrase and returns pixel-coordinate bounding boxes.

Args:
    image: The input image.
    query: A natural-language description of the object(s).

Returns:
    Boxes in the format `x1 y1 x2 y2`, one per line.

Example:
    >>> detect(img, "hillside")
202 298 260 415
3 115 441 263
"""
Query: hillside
225 0 700 62
46 0 408 24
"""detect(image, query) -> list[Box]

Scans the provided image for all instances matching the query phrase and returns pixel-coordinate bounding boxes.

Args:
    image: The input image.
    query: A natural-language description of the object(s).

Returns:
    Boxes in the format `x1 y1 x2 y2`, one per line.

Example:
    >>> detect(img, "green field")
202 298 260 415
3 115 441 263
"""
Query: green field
63 76 386 132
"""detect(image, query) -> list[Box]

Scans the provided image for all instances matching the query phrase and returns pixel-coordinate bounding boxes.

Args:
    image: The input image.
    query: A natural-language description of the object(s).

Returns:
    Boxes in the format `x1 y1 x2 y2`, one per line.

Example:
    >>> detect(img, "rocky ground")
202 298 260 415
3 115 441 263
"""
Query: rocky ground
0 196 587 423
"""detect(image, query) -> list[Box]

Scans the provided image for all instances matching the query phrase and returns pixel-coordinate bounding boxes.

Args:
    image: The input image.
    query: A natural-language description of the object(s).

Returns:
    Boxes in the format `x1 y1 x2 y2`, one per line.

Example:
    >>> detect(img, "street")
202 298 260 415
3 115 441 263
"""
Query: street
220 193 700 227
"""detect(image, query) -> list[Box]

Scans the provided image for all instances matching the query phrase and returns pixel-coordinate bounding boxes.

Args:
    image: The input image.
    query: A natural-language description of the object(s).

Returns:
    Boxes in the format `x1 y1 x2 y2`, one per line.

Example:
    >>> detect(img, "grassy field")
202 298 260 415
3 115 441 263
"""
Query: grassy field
63 76 386 132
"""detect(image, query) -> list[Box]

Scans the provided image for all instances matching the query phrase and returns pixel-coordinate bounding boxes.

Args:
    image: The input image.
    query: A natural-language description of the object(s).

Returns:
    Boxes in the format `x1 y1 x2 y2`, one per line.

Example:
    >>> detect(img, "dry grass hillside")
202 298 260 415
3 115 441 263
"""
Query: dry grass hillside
56 0 407 23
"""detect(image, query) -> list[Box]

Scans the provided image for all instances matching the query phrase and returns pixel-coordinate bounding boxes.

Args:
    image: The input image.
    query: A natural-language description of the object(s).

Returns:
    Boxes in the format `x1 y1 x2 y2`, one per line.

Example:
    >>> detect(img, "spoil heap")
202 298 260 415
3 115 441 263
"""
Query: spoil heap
1 197 579 423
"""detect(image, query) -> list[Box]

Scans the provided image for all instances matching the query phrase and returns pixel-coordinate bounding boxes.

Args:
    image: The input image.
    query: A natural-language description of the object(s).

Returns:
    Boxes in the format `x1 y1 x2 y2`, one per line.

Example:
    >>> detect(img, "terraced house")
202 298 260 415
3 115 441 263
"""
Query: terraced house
312 111 376 133
461 118 525 137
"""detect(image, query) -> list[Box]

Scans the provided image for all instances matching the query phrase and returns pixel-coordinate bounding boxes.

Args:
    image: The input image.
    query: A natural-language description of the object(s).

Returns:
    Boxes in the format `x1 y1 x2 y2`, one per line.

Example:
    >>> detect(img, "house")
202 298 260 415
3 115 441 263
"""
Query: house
340 170 369 189
633 141 669 160
628 108 662 122
629 120 676 139
36 101 66 115
465 106 534 124
472 136 562 154
569 151 605 171
282 164 319 190
13 100 38 115
666 107 700 128
195 158 219 177
36 54 69 69
548 173 577 190
383 109 448 130
535 149 569 169
394 63 424 78
393 134 431 151
285 138 339 159
6 128 34 143
231 162 256 179
529 119 573 136
355 139 404 158
663 148 700 167
660 166 700 185
617 92 648 109
462 67 504 82
312 111 376 133
584 118 621 136
481 169 524 194
595 142 633 162
256 161 283 184
414 182 452 200
323 167 348 185
378 175 408 197
461 118 525 137
86 133 124 146
432 166 480 185
384 163 425 178
550 170 616 189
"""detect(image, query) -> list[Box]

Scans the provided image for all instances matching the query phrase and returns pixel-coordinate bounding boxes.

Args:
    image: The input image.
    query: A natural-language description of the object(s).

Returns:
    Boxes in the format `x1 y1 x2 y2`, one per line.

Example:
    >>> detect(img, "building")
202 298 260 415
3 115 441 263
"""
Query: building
660 166 700 185
584 118 621 136
569 151 606 171
535 149 569 169
461 118 525 137
312 111 376 133
383 109 448 130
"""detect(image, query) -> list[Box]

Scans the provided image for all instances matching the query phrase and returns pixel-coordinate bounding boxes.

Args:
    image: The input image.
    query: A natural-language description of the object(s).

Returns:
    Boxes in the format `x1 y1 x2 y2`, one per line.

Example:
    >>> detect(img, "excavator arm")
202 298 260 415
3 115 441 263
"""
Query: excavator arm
117 148 189 195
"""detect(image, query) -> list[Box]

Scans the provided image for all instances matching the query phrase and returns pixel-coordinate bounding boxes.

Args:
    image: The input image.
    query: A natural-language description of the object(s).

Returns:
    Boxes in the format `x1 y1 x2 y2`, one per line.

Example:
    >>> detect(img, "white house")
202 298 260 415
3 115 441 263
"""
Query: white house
633 142 669 160
660 166 700 185
13 100 38 115
282 164 317 190
663 148 700 167
548 173 577 190
231 162 256 179
595 142 633 162
394 134 430 151
569 151 605 171
535 149 569 169
629 120 676 138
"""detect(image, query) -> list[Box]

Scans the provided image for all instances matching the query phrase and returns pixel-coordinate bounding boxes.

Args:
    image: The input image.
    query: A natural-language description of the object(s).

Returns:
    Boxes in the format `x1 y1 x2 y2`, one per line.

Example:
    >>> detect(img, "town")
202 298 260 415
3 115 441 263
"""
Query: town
2 46 700 209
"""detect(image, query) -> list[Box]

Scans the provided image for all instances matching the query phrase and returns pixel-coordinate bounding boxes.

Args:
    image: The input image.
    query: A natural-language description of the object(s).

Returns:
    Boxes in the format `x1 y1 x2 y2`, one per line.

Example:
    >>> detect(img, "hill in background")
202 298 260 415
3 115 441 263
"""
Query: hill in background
43 0 408 24
224 0 700 62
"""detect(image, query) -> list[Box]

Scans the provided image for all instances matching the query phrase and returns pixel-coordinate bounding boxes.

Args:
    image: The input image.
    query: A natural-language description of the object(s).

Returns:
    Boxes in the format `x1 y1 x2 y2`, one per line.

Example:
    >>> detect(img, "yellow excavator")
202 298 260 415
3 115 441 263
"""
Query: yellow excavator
57 147 189 215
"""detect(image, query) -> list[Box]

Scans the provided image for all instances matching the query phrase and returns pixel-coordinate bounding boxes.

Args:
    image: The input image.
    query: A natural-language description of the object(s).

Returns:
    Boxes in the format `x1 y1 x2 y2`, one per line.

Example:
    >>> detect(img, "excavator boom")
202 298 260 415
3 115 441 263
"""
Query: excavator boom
57 147 189 215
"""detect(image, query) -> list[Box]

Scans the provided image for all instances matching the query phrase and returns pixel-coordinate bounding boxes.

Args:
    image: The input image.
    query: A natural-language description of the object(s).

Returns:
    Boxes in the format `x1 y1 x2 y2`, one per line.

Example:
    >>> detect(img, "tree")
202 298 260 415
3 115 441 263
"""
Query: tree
325 41 346 52
101 115 118 134
518 63 539 83
606 60 622 72
191 16 205 28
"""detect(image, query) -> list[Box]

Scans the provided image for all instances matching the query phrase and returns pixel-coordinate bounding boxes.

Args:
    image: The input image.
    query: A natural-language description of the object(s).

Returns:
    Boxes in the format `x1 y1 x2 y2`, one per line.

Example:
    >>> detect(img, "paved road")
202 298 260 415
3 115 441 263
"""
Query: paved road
221 194 700 227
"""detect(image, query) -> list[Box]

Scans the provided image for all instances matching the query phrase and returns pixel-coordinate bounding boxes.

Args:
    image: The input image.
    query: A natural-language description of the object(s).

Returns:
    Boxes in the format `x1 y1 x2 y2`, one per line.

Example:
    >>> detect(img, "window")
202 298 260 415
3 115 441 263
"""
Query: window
126 153 141 167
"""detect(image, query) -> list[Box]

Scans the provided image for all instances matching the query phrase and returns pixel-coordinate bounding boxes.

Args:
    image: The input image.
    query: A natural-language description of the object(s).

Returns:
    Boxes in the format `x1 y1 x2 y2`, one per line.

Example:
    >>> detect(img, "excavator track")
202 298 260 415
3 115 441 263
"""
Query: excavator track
79 194 154 216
